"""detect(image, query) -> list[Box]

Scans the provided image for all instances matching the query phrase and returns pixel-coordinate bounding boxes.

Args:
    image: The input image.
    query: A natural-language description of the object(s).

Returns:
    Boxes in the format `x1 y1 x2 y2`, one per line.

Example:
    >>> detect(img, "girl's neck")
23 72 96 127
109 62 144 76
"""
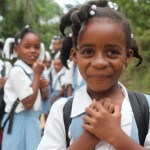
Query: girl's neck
87 82 124 105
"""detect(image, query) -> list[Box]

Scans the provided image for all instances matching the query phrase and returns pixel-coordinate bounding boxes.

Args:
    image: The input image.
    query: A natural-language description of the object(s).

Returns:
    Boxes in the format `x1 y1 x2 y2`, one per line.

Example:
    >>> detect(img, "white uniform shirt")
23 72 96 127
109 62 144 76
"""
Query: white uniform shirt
37 83 150 150
4 59 41 113
52 67 65 91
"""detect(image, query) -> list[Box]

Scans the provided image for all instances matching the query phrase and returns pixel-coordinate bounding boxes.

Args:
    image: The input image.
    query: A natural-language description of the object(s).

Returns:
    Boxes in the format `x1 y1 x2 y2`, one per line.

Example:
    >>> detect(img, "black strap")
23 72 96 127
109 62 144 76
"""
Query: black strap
2 99 20 134
1 64 5 77
128 91 149 146
63 96 73 147
14 65 31 79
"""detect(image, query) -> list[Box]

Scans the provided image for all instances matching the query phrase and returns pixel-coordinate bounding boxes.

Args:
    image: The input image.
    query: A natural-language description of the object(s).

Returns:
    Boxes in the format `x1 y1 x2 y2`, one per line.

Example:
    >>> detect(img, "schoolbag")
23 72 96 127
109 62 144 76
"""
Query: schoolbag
63 91 149 147
0 65 31 134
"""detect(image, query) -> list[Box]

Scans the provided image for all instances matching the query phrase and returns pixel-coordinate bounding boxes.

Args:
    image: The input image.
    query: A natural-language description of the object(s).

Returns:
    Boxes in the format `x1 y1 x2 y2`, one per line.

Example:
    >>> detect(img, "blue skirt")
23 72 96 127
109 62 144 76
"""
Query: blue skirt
41 85 51 115
1 109 41 150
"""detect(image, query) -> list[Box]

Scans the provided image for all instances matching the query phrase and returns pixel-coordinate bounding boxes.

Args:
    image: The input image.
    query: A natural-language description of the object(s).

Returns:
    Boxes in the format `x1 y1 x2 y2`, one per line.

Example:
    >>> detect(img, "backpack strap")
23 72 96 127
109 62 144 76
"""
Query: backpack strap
14 65 31 79
128 90 149 146
63 96 73 147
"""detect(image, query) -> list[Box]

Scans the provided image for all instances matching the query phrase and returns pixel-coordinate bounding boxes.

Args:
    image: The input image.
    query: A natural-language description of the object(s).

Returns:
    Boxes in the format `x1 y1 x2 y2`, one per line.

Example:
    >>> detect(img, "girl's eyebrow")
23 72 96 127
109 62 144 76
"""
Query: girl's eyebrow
79 43 94 49
79 43 121 49
106 44 121 49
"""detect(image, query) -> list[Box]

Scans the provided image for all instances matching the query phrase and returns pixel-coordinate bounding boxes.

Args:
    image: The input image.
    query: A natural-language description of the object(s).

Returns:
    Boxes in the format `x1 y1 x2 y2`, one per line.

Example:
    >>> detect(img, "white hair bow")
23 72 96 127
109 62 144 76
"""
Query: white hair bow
3 38 17 59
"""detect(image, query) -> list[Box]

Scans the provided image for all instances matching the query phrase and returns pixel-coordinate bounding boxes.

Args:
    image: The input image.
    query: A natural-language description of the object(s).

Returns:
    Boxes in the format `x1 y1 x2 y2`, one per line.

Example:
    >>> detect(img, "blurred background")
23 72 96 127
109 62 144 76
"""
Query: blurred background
0 0 149 93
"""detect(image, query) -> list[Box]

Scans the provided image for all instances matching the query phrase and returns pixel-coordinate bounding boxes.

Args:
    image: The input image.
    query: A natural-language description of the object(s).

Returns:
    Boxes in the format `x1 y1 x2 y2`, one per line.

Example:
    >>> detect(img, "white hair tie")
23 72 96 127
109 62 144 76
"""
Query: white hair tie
89 5 97 16
108 1 118 10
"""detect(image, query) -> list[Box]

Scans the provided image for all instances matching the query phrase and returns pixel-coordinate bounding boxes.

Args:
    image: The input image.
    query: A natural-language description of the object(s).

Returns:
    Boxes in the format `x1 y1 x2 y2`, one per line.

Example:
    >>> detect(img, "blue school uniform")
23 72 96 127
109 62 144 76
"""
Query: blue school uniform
41 85 51 115
50 68 65 106
72 66 85 95
41 68 52 115
1 59 42 150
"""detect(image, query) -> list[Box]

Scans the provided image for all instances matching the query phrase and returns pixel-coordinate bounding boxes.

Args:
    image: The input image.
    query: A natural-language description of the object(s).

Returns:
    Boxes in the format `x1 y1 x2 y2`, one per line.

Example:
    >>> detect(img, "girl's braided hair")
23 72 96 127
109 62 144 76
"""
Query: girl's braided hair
59 0 142 69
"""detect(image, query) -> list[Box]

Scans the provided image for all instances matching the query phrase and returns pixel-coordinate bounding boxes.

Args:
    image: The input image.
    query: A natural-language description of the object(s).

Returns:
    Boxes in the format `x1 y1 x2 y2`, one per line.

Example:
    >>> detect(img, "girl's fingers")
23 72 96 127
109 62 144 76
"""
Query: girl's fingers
103 98 111 111
108 104 114 114
85 106 98 118
113 105 121 115
82 115 93 124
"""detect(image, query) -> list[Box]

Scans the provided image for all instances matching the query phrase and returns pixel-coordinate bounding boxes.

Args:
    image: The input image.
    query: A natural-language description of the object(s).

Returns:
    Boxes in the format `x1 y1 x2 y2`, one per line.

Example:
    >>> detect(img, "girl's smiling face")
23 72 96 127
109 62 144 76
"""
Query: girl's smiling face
71 18 133 95
15 32 41 66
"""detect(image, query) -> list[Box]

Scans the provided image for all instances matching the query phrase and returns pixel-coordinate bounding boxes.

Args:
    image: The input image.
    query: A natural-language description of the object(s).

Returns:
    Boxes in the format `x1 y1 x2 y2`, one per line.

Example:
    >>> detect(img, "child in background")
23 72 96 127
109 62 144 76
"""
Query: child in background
1 26 48 150
62 60 85 96
37 0 150 150
51 35 62 60
41 51 52 122
50 58 65 106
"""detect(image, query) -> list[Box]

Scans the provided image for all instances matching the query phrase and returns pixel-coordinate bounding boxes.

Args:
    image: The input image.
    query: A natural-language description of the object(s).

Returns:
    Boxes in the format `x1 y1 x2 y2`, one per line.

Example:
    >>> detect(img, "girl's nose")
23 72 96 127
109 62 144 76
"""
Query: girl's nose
92 53 108 69
30 47 36 52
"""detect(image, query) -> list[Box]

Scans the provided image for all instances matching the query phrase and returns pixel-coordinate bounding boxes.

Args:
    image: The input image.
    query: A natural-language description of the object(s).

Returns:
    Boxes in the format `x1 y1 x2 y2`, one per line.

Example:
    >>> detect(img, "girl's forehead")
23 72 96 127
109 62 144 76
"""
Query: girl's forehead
22 32 40 40
78 18 126 47
79 18 124 37
22 32 41 42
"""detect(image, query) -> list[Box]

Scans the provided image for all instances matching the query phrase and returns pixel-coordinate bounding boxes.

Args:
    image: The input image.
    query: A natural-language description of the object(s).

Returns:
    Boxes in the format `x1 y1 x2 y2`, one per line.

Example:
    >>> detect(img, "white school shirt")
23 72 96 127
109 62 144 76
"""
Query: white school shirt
37 83 150 150
43 67 52 82
51 67 65 91
4 59 41 113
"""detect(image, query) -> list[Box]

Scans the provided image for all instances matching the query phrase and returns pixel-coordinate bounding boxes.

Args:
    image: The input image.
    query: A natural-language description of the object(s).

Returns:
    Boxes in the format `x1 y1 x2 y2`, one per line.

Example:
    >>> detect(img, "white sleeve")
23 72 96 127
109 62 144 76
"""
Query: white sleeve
37 98 68 150
62 63 74 86
10 68 33 100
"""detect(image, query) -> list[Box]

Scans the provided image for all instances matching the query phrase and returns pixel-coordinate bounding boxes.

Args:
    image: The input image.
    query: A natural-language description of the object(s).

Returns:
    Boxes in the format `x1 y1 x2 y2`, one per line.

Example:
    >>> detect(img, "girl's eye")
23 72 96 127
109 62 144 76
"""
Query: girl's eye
35 45 40 49
82 49 94 55
24 45 30 49
107 49 120 56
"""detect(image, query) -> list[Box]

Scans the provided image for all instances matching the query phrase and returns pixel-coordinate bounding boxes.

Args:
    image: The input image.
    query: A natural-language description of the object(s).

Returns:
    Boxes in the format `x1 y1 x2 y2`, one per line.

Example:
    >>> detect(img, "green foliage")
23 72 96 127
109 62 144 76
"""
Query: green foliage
0 0 63 50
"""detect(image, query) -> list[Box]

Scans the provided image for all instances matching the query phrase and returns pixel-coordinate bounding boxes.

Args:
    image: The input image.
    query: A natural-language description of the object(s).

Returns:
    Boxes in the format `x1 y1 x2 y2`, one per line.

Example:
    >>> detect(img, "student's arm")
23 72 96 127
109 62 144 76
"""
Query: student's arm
67 131 99 150
39 77 49 100
109 130 145 150
0 77 7 88
67 84 73 97
51 85 66 102
82 100 146 150
21 61 44 109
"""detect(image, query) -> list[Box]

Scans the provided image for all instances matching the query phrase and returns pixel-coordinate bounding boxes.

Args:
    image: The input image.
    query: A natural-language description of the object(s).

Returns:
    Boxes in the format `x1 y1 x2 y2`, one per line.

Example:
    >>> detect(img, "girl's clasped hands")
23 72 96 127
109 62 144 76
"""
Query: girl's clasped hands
83 98 121 144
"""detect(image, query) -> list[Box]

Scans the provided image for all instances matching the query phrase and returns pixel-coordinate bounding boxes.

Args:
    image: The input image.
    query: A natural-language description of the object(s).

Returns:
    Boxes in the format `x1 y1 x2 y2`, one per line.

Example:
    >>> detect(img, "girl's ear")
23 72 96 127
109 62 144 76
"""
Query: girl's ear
14 45 18 54
70 48 77 64
125 49 133 65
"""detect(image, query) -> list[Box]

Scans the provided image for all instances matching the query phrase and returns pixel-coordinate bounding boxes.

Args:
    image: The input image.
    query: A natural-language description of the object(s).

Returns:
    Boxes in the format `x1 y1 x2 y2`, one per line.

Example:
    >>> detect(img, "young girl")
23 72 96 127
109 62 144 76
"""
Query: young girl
53 37 62 60
41 51 52 121
50 58 65 105
37 0 150 150
1 26 48 150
